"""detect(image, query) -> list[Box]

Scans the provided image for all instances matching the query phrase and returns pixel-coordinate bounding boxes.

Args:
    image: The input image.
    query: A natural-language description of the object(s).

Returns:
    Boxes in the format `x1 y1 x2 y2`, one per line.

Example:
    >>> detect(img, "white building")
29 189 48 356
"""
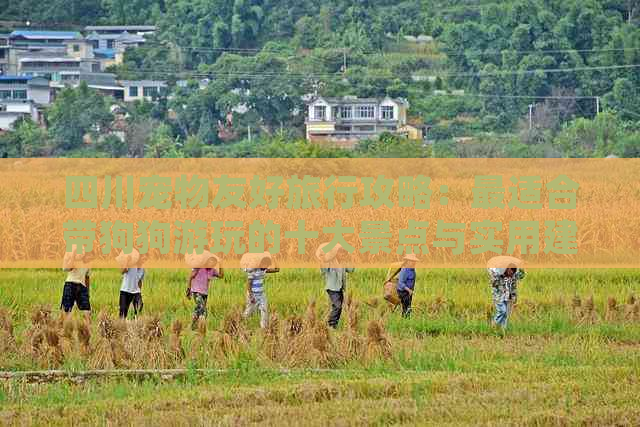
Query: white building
0 100 39 131
305 96 420 146
120 80 168 102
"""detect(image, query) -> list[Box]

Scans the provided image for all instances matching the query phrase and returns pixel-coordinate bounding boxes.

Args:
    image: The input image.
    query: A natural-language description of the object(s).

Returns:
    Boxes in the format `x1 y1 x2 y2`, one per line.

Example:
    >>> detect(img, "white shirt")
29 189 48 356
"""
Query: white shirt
121 268 144 294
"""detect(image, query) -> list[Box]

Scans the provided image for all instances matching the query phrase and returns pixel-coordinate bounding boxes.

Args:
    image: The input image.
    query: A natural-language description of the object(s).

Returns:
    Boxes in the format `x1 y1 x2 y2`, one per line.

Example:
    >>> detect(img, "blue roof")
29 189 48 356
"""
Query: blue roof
10 30 81 39
0 75 32 81
94 48 116 59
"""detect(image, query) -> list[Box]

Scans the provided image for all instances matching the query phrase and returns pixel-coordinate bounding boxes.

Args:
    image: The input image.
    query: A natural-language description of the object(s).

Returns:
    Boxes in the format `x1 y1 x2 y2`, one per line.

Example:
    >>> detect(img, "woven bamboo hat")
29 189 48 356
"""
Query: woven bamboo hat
185 250 219 268
240 251 272 269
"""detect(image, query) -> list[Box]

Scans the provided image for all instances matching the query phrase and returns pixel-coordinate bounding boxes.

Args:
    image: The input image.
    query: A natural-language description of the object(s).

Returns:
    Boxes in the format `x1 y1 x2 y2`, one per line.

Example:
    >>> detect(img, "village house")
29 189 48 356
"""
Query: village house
50 72 125 100
7 30 101 77
84 25 156 38
85 25 154 69
120 80 168 102
0 75 51 105
0 34 9 74
0 100 40 131
305 96 424 147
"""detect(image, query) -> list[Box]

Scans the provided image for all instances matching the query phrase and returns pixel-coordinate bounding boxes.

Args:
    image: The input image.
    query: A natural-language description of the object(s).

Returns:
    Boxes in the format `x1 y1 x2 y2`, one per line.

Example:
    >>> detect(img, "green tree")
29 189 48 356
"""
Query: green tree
47 83 114 152
145 123 181 158
0 118 49 158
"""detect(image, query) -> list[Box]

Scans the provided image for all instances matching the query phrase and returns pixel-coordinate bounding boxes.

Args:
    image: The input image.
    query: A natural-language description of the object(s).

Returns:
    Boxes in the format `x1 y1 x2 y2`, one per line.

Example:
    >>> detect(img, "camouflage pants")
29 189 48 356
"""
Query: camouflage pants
192 292 208 322
243 292 269 329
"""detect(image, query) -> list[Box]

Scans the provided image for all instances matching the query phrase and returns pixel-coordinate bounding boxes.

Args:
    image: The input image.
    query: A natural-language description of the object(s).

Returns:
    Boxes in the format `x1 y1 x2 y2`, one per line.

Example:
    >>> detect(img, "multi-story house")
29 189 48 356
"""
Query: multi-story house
84 25 156 38
7 30 101 77
50 72 125 100
120 80 168 102
0 34 9 74
0 100 40 131
85 26 152 69
0 75 52 130
0 75 51 105
8 30 82 51
305 96 421 146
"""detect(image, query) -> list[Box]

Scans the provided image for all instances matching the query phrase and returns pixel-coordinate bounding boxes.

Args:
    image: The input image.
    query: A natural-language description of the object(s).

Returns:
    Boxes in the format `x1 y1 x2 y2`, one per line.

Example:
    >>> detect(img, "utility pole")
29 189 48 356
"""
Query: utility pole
342 48 347 74
247 125 252 142
528 104 534 130
596 97 600 115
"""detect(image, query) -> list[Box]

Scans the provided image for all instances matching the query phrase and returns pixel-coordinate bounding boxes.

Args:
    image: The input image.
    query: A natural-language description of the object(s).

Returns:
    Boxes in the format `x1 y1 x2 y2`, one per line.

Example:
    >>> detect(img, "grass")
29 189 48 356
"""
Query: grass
1 268 640 425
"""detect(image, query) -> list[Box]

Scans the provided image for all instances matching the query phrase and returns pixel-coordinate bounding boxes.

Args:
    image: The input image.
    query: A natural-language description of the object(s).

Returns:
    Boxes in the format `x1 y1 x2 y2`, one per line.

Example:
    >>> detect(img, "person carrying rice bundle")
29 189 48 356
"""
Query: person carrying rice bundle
61 245 94 322
186 251 223 330
487 256 526 330
241 252 279 329
317 242 355 329
117 249 147 319
386 254 420 318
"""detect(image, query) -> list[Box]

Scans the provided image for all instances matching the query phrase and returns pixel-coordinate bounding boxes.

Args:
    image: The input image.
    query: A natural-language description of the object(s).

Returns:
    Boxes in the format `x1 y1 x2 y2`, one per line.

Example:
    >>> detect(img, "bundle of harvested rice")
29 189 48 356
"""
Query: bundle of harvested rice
0 308 16 354
605 297 619 321
169 320 186 363
143 316 170 369
365 320 392 361
262 312 281 362
76 319 92 356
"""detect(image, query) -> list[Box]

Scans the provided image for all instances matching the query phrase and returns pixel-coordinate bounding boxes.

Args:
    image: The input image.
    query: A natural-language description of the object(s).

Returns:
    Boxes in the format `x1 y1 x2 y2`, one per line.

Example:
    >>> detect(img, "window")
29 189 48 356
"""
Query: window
340 106 352 119
129 86 139 97
91 63 101 73
72 44 80 52
143 86 158 97
381 106 394 120
313 105 326 121
107 39 115 49
13 90 27 100
0 90 11 99
91 40 99 49
0 49 5 59
355 105 375 119
356 125 375 132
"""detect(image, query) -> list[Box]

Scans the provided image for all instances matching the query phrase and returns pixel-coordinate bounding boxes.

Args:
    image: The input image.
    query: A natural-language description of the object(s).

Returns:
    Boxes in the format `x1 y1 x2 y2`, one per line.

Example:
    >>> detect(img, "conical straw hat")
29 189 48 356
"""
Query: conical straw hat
116 248 140 268
185 250 219 268
240 251 272 269
487 256 524 270
315 242 343 263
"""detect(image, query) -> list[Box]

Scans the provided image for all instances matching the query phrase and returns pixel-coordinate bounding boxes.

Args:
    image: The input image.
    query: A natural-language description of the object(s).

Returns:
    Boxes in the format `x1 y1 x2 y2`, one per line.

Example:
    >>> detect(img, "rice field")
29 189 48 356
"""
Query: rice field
1 268 640 426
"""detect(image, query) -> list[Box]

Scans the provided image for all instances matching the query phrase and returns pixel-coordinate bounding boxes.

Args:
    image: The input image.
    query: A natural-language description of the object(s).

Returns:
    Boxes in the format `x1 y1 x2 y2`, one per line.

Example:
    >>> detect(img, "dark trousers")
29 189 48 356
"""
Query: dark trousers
327 290 344 328
61 282 91 312
398 289 413 318
119 291 143 319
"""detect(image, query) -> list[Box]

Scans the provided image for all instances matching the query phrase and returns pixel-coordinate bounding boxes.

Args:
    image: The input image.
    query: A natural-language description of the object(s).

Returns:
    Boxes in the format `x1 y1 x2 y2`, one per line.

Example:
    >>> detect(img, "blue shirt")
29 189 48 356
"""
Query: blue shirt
397 268 416 291
244 268 267 294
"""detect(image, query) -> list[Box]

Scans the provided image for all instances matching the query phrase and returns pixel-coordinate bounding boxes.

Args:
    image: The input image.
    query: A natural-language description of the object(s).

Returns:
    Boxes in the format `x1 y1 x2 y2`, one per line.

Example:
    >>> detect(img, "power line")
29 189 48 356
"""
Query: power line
438 63 640 77
73 76 604 102
136 40 640 59
615 108 640 118
110 63 640 80
441 46 640 58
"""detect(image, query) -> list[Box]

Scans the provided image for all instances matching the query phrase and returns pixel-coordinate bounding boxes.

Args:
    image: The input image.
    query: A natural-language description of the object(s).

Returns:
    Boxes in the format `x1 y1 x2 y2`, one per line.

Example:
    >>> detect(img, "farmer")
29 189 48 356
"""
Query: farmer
118 249 147 319
386 254 419 318
488 262 526 330
242 252 279 329
186 251 223 330
61 246 94 321
317 243 355 329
